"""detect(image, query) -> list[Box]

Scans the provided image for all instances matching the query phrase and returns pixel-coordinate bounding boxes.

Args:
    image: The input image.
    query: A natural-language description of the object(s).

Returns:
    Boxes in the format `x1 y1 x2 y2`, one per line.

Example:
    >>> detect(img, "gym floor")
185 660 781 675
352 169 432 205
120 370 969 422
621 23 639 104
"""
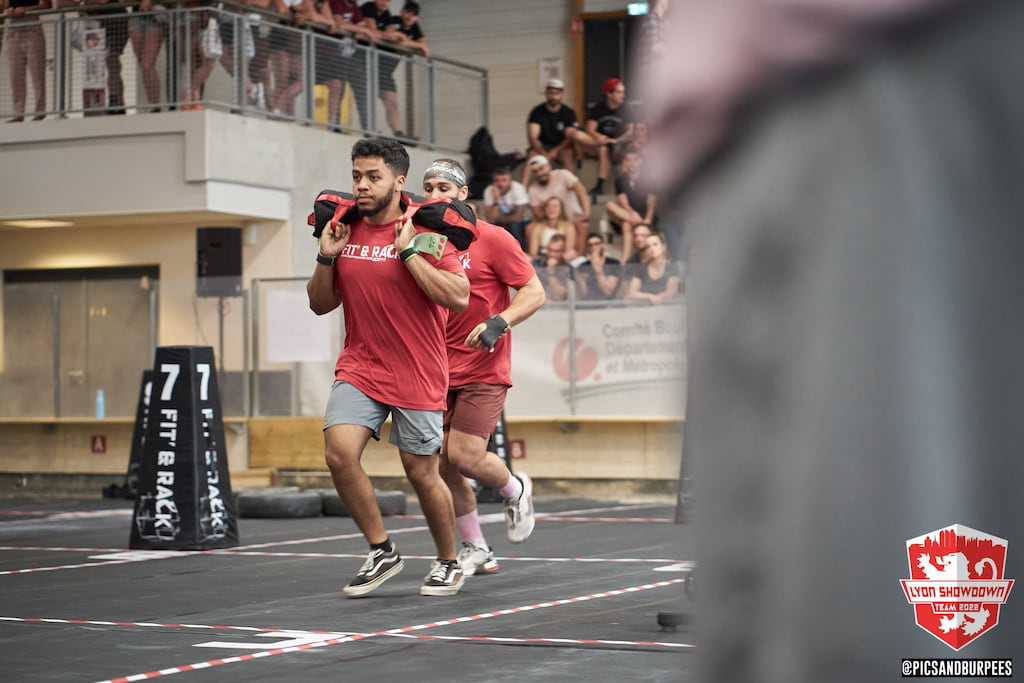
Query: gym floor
0 494 694 682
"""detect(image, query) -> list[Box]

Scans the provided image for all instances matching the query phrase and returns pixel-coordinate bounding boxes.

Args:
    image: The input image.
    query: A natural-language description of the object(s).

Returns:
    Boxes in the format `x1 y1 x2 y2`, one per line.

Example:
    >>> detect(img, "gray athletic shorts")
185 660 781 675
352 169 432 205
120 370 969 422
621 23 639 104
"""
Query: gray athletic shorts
323 380 443 455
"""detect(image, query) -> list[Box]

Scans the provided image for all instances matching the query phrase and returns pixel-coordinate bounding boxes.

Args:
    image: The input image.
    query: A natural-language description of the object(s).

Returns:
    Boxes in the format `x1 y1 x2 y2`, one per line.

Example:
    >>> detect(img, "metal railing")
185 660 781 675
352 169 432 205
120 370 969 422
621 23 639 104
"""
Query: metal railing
0 2 487 150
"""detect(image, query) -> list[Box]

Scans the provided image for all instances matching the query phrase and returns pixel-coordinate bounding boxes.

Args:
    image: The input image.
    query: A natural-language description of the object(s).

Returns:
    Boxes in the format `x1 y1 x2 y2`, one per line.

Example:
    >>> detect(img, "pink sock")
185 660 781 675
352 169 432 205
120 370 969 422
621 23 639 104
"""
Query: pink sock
499 473 522 500
456 510 486 547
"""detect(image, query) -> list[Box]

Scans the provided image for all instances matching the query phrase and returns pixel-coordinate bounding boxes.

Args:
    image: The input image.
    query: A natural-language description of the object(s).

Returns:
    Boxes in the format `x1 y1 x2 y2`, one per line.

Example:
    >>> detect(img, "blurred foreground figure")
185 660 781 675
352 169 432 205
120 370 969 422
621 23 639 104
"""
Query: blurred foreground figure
638 0 1024 679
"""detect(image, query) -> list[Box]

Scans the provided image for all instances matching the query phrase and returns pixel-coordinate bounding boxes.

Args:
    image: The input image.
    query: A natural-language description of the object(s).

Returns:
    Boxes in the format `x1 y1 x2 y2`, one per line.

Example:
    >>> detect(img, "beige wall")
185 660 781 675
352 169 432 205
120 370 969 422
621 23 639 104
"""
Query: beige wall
0 110 468 372
249 417 682 482
0 417 680 486
0 419 248 476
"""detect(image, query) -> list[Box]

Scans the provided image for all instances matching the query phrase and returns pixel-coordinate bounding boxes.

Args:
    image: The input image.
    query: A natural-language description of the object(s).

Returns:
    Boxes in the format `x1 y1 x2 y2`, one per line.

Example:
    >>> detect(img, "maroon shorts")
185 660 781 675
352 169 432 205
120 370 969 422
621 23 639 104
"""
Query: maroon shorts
443 382 508 440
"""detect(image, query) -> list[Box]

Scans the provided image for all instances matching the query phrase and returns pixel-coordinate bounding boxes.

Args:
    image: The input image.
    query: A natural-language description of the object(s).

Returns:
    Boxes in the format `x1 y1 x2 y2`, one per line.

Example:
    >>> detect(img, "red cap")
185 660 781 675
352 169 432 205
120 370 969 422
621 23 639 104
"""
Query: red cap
602 77 623 95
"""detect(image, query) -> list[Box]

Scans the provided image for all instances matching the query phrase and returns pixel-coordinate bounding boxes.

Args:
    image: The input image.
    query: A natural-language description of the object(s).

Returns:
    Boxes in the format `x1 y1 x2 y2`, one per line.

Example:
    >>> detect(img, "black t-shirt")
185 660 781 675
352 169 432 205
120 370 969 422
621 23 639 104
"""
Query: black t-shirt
360 2 398 31
634 260 681 295
614 172 649 214
361 3 422 58
576 257 622 300
398 20 423 41
587 100 630 139
527 104 579 148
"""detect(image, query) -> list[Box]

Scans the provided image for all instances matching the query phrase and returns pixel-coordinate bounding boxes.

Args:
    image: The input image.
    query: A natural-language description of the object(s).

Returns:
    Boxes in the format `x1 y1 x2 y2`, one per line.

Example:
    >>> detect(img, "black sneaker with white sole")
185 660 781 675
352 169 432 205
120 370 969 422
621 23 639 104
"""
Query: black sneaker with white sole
420 559 465 596
343 545 404 597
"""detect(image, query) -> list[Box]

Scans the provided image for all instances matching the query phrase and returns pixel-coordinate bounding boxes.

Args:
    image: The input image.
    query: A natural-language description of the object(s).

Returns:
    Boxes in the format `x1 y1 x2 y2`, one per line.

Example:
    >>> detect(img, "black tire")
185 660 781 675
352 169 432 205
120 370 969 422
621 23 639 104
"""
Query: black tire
236 489 322 518
233 486 300 508
376 489 406 516
319 488 407 517
317 488 348 517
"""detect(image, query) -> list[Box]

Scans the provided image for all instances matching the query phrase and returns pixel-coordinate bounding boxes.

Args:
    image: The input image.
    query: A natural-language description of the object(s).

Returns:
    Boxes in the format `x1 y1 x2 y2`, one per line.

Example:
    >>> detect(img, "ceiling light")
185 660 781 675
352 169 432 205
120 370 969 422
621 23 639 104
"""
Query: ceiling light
1 219 76 228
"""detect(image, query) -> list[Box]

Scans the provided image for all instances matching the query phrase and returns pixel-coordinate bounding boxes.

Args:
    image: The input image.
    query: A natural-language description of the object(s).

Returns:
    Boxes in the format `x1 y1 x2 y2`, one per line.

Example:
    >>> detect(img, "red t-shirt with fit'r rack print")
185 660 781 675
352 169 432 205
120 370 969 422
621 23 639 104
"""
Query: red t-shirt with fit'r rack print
332 217 464 411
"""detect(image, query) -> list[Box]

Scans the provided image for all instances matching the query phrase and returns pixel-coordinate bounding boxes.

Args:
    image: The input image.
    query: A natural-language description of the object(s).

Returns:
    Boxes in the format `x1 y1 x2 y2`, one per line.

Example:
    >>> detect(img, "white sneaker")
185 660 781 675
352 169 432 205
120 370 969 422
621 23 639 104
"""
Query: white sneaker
248 83 266 109
504 472 535 544
458 542 499 577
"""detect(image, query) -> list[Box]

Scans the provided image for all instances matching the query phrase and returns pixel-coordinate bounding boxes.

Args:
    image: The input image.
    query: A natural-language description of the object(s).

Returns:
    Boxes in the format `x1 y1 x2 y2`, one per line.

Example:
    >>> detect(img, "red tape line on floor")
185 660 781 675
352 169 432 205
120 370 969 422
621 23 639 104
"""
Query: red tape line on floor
17 576 688 682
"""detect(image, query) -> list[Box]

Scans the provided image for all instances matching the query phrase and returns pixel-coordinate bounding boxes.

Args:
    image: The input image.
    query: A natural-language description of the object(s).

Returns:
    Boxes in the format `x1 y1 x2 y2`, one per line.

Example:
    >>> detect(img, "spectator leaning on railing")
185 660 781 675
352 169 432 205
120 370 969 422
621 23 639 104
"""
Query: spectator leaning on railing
330 0 376 132
128 0 168 112
3 0 50 121
360 0 427 139
268 0 307 116
57 0 130 114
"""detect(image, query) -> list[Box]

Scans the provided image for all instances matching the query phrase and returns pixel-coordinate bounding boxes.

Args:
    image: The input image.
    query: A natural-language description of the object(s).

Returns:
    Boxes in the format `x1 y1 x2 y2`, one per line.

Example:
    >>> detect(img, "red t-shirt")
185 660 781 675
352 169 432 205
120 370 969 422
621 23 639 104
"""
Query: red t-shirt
329 0 363 25
446 222 536 387
333 218 464 410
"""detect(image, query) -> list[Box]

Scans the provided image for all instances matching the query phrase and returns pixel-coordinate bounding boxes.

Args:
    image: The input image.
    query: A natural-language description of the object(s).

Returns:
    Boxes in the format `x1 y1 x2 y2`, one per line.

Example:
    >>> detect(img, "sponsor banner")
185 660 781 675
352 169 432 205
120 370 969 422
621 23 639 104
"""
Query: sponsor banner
130 346 239 550
506 301 686 418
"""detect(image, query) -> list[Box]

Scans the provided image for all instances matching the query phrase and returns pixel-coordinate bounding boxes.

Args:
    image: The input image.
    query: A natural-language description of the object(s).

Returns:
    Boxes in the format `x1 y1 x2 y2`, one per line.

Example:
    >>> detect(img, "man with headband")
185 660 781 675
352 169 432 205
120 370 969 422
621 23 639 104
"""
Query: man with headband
422 158 547 576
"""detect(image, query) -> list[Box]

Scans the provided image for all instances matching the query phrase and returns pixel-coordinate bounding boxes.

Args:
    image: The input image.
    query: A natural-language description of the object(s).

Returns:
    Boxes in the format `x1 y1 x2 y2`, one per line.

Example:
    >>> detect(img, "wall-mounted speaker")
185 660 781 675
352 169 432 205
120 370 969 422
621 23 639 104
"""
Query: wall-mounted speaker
196 227 242 298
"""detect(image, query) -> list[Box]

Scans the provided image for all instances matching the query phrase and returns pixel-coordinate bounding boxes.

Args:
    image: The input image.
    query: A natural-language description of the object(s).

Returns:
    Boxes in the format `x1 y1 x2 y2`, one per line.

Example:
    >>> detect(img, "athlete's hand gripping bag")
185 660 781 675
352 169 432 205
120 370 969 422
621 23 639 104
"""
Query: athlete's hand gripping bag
308 189 358 238
308 190 478 250
400 192 478 250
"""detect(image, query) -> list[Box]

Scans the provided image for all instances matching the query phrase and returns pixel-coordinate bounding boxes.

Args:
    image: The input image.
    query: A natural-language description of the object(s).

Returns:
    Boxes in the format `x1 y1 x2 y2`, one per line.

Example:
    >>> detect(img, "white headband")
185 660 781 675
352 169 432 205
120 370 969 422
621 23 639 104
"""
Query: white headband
423 161 467 188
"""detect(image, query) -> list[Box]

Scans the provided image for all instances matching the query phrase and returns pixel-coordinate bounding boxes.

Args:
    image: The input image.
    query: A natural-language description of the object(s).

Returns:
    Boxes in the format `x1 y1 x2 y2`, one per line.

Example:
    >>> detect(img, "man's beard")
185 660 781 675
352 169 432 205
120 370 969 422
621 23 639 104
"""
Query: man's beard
357 183 396 217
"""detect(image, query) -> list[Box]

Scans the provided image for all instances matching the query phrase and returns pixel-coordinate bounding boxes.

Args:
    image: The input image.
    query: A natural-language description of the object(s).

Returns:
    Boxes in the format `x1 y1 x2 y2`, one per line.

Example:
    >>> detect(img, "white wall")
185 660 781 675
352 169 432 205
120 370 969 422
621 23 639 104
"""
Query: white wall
419 0 578 155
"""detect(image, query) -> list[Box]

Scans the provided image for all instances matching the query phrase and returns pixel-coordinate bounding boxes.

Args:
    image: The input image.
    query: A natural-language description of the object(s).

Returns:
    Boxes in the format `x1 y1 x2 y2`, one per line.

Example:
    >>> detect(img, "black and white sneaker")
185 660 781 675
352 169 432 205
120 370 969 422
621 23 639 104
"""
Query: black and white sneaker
420 559 465 596
343 544 404 597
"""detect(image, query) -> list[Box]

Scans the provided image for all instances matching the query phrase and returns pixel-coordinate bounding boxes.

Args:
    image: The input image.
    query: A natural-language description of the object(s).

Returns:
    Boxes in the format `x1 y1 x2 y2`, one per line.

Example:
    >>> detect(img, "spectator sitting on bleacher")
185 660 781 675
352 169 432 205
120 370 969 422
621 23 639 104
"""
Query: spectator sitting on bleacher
584 77 634 197
631 119 650 154
483 167 531 250
574 233 621 301
526 155 590 252
619 221 653 296
623 232 680 305
604 147 657 262
532 233 572 302
623 222 653 265
525 78 583 182
527 196 577 262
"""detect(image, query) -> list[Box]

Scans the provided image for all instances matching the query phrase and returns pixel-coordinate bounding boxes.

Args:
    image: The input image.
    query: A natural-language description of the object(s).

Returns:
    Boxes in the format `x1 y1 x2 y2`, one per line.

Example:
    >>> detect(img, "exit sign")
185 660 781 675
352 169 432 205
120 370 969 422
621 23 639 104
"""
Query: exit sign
628 2 649 15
